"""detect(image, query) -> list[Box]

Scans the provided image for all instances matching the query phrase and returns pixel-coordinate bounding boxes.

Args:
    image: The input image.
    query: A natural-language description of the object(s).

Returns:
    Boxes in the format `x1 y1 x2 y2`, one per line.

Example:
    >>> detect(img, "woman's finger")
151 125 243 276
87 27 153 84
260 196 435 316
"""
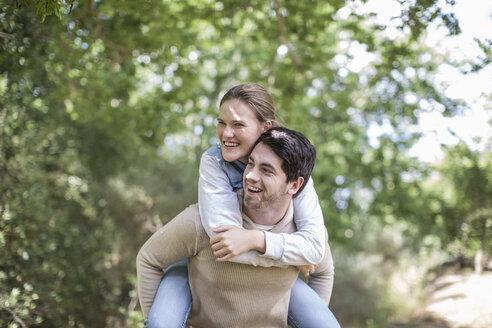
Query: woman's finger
212 225 234 233
210 235 224 245
216 253 233 262
213 247 229 258
210 242 222 251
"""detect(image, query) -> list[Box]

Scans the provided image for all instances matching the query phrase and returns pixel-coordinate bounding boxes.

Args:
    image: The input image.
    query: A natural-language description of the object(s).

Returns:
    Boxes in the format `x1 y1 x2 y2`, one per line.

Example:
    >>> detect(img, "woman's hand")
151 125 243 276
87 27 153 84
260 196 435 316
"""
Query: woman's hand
297 264 318 276
210 226 265 261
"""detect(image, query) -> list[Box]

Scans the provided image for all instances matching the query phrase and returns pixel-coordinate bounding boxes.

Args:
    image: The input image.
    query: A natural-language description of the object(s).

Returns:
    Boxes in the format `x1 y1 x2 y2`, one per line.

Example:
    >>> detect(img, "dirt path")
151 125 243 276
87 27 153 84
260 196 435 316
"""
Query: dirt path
419 271 492 328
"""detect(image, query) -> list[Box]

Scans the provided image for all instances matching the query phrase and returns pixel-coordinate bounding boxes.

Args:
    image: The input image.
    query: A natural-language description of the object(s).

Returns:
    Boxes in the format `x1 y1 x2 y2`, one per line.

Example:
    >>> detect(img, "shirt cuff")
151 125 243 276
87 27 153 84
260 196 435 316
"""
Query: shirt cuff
261 231 284 260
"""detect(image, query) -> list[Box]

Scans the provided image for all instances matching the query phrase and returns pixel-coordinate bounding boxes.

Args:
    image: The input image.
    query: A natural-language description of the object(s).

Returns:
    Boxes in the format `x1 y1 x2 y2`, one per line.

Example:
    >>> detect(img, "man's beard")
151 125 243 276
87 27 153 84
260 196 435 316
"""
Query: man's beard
243 189 286 211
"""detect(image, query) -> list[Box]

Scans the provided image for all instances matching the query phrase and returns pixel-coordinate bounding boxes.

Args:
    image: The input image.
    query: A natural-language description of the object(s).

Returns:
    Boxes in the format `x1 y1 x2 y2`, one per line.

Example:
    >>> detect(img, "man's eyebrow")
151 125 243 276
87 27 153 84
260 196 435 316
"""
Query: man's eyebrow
259 162 276 172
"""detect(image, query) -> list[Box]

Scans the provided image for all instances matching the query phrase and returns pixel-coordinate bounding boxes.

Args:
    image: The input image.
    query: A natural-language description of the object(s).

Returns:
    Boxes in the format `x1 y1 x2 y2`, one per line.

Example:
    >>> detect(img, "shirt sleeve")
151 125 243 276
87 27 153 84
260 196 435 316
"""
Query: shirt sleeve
306 228 335 306
198 152 285 267
268 177 325 265
198 152 324 267
136 205 200 318
198 151 243 237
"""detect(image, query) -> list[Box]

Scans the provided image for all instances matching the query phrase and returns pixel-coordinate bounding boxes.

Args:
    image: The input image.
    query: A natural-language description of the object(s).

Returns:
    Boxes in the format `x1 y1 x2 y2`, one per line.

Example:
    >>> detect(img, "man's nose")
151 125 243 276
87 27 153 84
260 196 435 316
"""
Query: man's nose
245 168 259 181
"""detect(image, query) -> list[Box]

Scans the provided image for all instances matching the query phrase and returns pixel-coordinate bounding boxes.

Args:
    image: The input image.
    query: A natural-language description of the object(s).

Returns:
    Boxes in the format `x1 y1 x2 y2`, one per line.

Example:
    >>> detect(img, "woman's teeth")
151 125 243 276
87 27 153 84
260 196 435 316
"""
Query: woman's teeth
224 142 239 147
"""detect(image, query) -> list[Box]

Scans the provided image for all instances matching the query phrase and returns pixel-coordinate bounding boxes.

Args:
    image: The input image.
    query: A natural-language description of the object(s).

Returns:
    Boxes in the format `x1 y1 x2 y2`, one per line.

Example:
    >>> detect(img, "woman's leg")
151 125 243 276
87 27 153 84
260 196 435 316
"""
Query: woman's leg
144 259 192 328
287 277 340 328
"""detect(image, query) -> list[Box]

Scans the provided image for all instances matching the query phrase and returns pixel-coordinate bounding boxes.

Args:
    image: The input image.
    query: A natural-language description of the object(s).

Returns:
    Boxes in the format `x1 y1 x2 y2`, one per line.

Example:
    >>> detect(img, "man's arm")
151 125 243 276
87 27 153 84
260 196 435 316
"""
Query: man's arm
136 204 200 318
305 229 335 306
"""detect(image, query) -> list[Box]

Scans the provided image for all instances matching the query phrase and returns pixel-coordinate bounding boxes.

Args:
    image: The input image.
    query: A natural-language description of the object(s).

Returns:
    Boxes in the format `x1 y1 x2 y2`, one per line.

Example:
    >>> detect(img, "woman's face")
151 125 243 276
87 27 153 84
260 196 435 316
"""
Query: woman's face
216 99 271 164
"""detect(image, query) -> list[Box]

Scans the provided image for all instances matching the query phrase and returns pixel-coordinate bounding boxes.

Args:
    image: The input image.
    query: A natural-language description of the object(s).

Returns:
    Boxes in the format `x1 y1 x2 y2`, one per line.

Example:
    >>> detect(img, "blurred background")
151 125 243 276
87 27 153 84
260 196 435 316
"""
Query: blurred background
1 0 491 327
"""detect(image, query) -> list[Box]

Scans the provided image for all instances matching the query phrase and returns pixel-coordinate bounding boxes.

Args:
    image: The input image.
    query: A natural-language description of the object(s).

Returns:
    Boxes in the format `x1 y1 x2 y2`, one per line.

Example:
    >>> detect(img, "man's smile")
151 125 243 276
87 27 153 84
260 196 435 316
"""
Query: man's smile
246 183 263 195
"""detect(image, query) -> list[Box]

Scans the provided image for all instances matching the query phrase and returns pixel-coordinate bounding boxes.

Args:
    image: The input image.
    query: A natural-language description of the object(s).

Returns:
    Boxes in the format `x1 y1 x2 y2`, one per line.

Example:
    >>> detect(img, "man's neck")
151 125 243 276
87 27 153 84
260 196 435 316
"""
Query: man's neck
242 199 291 226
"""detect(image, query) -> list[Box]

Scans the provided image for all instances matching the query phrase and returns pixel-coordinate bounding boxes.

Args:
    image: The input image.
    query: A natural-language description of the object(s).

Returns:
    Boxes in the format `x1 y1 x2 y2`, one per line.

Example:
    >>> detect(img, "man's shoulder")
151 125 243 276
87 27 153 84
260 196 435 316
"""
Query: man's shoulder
173 204 201 231
177 203 208 234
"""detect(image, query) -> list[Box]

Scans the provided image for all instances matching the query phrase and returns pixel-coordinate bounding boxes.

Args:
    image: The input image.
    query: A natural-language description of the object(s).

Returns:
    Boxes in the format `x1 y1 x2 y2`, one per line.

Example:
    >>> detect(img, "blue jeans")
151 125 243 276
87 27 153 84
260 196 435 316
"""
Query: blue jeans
144 261 340 328
144 260 191 328
287 278 340 328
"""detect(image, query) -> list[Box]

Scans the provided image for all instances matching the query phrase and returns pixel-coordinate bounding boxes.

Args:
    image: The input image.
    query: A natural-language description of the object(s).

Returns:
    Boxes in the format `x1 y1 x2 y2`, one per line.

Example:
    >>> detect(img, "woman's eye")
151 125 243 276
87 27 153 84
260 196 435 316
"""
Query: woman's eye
234 123 245 127
217 121 225 125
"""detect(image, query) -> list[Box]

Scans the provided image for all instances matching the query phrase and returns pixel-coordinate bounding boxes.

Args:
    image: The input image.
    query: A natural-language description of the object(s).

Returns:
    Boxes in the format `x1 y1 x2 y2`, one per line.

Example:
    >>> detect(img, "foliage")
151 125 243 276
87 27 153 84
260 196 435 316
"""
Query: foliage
467 38 492 73
15 0 75 22
433 143 492 256
1 0 490 327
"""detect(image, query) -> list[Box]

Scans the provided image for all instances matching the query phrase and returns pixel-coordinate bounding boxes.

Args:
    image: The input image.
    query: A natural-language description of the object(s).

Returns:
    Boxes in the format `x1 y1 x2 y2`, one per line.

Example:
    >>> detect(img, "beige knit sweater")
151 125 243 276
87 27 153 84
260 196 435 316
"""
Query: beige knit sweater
137 201 334 328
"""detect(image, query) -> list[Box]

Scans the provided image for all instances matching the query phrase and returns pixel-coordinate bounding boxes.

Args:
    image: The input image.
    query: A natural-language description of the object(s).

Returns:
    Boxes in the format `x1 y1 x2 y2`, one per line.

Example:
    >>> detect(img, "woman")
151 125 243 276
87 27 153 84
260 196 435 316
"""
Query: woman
143 83 338 328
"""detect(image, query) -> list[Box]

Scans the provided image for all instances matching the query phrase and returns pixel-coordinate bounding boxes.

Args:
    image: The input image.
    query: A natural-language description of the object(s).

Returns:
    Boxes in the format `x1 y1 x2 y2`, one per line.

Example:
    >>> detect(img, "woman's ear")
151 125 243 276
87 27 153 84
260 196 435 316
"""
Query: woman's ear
262 120 272 132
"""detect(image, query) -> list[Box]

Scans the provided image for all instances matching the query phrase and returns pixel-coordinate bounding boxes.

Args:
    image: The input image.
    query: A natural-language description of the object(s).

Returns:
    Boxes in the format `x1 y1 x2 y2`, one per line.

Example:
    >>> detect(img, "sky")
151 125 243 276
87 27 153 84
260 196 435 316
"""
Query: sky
359 0 492 162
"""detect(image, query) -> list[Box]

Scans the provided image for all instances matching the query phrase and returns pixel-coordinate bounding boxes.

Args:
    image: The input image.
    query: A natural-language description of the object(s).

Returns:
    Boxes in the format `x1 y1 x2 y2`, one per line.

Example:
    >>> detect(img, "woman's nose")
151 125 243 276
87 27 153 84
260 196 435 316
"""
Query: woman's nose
223 125 234 138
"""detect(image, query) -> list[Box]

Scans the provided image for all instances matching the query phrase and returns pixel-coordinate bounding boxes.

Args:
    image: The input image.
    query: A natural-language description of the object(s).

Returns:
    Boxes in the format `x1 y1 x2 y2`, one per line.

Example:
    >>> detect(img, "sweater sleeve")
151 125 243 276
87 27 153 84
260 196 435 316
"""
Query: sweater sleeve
136 205 200 318
266 177 325 265
306 228 334 306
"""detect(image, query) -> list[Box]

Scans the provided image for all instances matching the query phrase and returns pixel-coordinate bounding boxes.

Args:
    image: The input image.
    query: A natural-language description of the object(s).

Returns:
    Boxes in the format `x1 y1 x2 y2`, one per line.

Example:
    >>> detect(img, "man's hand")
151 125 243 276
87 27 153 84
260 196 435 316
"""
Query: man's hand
297 264 318 276
210 226 265 261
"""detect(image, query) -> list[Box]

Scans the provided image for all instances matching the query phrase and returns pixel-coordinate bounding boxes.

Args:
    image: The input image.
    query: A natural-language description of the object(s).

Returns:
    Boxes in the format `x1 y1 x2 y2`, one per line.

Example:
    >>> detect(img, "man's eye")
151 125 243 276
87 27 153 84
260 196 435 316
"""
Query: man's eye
247 161 254 167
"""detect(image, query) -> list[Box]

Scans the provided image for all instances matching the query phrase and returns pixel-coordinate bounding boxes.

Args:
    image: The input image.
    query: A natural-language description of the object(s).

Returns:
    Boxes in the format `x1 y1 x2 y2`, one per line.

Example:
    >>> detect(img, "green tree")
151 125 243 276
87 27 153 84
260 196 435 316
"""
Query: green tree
4 0 489 327
435 142 491 271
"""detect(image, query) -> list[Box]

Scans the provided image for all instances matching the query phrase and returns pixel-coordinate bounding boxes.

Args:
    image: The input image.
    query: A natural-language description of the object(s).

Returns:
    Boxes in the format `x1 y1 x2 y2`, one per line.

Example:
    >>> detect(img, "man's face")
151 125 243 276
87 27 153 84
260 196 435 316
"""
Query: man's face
243 142 293 210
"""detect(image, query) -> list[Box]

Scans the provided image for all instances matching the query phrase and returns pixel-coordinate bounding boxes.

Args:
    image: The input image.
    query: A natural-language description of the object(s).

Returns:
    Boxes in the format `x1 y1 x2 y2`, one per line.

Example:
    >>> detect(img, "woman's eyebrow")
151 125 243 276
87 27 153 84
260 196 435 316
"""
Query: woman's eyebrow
217 118 245 124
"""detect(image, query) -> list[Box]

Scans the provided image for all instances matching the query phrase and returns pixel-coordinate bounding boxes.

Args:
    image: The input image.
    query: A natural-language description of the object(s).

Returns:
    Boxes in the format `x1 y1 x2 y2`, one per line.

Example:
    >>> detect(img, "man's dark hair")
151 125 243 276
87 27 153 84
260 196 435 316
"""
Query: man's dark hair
253 127 316 196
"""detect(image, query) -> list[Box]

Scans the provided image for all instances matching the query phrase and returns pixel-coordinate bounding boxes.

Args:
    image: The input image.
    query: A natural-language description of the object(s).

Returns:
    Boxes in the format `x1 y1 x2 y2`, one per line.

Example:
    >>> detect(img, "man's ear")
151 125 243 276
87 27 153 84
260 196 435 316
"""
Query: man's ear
262 120 272 133
287 177 304 195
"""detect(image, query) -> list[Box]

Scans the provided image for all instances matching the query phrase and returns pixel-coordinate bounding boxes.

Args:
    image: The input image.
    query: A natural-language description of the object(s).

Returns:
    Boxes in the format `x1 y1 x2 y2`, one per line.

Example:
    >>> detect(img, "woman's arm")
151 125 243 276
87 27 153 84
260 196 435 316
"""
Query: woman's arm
199 150 325 267
199 152 281 266
198 151 243 237
277 177 326 265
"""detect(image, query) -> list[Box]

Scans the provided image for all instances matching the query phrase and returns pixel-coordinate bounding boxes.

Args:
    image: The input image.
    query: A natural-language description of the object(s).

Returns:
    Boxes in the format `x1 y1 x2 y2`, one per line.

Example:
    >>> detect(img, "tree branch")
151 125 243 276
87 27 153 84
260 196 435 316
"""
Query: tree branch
5 307 27 328
273 0 303 73
0 32 14 39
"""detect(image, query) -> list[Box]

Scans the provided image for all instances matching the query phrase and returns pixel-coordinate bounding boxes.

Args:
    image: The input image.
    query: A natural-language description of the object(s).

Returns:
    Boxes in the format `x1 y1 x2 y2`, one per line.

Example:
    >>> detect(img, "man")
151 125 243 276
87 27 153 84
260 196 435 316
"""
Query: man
137 127 339 327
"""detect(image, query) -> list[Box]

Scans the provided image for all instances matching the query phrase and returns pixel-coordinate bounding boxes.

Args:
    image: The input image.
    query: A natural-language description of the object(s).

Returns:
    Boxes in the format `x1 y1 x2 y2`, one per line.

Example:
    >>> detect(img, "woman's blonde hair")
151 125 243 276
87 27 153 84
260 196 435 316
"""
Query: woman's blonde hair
220 83 280 127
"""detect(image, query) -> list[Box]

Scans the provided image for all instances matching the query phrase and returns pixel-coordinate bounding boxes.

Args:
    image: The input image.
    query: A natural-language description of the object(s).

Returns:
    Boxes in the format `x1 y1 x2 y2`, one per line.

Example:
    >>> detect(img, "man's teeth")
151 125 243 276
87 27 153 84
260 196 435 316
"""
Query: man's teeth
248 186 261 192
224 142 239 147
